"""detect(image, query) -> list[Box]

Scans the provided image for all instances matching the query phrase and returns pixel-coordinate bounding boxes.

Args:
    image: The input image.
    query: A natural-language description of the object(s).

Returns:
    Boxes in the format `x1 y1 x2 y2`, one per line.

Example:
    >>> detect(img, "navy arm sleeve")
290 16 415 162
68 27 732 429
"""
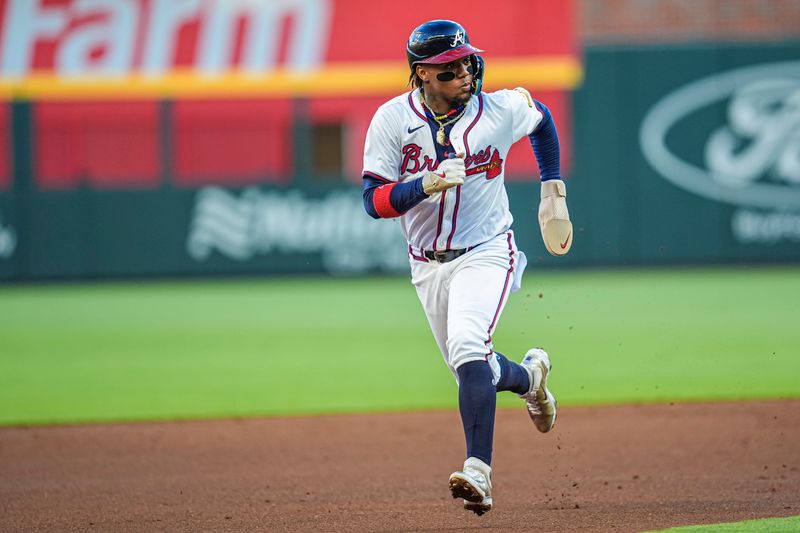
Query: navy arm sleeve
528 100 561 182
362 174 428 219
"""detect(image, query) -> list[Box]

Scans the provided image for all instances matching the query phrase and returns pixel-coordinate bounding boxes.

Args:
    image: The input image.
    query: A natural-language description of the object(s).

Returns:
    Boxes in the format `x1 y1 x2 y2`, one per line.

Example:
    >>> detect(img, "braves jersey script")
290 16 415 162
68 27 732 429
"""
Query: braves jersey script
363 88 544 251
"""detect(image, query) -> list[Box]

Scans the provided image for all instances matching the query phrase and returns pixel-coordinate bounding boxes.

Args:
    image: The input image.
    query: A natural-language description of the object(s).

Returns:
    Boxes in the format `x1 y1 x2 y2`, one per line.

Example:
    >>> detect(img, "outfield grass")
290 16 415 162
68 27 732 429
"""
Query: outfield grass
648 515 800 532
1 266 798 425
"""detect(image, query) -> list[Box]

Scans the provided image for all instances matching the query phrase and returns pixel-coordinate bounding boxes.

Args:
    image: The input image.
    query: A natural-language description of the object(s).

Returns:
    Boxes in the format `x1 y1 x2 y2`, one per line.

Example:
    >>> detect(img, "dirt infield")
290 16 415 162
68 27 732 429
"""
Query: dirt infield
1 401 798 532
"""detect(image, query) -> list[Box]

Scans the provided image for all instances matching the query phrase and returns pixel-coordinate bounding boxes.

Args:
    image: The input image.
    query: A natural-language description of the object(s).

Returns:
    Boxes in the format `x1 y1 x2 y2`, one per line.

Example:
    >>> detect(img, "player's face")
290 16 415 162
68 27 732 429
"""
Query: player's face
419 56 474 107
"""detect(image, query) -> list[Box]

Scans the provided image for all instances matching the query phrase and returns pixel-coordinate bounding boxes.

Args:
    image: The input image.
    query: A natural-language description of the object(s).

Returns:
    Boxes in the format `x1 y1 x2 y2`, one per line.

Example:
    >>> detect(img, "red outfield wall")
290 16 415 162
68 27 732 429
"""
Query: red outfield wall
0 0 579 189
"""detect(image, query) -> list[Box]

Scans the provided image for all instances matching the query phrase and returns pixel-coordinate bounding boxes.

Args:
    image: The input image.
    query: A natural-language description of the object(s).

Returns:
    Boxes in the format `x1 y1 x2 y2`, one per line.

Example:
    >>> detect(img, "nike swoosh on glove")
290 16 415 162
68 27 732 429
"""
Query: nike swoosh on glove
422 153 466 195
538 179 572 256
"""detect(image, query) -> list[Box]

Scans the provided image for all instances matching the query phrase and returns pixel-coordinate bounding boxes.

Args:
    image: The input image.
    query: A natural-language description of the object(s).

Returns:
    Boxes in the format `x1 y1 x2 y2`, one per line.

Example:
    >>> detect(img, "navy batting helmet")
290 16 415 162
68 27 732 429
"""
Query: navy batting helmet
406 20 485 93
406 20 482 68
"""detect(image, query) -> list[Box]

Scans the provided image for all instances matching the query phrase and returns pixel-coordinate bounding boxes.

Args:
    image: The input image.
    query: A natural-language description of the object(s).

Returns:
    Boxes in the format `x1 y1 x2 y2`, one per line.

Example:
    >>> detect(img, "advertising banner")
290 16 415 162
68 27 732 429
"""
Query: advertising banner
0 186 411 279
0 0 580 99
569 42 800 265
0 0 579 189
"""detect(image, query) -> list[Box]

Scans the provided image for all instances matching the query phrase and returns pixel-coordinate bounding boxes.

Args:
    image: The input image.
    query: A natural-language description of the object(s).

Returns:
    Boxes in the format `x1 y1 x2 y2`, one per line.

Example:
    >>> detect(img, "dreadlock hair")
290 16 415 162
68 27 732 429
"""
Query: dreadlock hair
407 68 423 89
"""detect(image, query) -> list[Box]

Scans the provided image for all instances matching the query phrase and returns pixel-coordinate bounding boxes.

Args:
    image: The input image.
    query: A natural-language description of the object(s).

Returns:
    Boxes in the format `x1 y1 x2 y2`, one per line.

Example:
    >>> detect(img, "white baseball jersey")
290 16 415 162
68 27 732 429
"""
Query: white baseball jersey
363 87 544 252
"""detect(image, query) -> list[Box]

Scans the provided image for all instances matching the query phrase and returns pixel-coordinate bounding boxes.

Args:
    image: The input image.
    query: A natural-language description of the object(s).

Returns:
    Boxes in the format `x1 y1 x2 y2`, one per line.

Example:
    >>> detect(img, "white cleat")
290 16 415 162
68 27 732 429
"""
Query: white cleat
448 457 493 516
519 348 557 433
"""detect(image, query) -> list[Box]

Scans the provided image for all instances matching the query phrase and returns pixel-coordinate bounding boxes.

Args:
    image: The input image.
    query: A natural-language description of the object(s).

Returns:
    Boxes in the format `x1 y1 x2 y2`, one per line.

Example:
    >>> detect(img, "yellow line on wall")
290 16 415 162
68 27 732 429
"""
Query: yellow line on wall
0 56 582 100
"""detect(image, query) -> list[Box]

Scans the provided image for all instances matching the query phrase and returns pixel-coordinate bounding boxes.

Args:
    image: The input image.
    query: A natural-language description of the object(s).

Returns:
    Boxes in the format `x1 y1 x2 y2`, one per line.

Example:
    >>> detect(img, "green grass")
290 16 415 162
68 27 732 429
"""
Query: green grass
0 266 798 425
647 515 800 532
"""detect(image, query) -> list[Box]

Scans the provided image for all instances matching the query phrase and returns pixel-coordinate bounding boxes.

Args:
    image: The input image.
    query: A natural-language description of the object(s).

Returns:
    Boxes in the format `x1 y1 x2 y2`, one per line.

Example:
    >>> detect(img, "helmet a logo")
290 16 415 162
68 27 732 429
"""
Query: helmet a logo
451 29 465 48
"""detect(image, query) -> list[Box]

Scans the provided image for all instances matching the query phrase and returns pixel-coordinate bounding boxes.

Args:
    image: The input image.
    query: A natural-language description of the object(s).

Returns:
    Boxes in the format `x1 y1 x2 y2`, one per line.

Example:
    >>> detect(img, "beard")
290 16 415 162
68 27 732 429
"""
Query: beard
447 87 473 109
450 92 472 107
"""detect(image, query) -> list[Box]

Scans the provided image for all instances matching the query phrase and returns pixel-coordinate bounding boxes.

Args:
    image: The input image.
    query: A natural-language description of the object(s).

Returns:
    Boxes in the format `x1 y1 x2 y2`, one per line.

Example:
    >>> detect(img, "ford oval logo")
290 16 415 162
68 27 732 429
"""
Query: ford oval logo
640 61 800 209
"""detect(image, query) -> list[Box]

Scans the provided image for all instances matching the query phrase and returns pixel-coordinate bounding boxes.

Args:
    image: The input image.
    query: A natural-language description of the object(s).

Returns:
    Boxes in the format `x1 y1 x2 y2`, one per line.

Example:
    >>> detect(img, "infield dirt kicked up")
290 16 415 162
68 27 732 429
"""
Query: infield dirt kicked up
1 400 798 532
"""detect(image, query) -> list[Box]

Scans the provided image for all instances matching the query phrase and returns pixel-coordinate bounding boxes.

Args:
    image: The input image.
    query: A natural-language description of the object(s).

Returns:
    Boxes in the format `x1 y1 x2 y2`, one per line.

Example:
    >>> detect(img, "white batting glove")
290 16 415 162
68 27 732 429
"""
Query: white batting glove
538 179 573 256
422 154 465 195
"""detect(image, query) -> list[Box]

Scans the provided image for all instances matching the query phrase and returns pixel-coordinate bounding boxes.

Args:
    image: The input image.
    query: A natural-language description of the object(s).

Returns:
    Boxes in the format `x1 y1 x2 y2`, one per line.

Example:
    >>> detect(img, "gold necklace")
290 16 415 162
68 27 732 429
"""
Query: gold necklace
419 94 468 145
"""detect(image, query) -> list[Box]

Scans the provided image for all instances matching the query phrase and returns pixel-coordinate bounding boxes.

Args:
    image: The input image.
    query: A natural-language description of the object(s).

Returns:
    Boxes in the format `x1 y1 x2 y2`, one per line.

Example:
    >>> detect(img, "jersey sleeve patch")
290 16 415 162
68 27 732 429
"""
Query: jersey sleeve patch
507 87 544 143
513 87 534 107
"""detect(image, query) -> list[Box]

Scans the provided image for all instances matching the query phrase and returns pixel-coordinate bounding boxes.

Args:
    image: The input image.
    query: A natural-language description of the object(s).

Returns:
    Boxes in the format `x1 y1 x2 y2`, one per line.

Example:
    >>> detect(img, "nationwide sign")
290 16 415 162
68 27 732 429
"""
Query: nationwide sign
640 61 800 245
0 0 581 99
186 187 409 274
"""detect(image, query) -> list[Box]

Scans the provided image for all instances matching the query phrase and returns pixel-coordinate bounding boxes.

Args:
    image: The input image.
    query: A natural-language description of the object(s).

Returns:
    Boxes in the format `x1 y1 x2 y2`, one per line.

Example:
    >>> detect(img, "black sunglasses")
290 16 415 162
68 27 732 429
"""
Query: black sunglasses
435 62 474 82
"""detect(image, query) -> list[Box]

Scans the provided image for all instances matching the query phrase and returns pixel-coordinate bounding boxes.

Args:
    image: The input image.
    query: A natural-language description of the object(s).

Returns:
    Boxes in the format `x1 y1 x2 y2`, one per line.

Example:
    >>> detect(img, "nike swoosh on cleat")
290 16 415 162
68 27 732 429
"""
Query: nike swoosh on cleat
560 232 571 249
407 124 425 134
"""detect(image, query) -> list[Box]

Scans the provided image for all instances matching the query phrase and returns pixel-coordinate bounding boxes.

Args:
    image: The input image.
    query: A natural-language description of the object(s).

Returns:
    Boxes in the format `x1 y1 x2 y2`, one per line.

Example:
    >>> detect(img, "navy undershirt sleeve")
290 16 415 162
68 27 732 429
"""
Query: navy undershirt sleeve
362 175 428 219
361 177 382 219
528 100 561 182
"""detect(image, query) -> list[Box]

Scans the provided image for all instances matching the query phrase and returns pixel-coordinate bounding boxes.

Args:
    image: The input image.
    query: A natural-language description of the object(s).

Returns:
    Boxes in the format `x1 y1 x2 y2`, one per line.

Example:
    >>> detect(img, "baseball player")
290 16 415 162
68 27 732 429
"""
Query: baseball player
361 19 572 515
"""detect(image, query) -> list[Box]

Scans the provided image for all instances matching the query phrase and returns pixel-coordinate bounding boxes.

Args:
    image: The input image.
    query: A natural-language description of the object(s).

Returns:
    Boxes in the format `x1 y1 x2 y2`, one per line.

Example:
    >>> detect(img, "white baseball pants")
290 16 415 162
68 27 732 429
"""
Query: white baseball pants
409 231 528 383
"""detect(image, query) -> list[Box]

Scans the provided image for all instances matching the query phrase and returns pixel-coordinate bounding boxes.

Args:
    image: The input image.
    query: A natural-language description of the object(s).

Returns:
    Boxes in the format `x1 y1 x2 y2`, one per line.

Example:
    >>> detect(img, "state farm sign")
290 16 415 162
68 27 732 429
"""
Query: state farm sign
0 0 331 77
0 0 579 98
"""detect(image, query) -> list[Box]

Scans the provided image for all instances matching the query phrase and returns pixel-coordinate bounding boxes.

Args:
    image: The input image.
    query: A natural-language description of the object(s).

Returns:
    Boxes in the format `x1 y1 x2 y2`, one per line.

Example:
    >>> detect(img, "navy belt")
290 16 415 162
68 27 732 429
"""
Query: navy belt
423 246 476 263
